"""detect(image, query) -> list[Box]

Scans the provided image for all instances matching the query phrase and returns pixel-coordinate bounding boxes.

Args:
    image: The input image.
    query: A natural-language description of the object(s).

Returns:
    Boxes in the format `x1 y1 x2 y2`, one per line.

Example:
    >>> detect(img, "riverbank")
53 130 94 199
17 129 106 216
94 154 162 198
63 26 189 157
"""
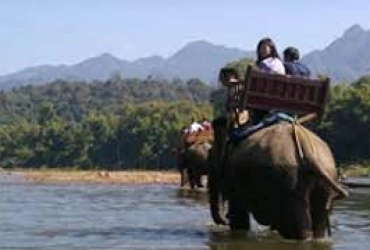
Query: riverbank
1 169 180 184
1 163 369 185
341 164 370 178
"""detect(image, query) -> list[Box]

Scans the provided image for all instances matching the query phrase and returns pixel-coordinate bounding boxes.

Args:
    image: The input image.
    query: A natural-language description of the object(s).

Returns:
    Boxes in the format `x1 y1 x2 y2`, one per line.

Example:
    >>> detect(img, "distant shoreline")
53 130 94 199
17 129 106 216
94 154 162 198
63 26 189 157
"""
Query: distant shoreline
1 169 180 185
1 164 369 185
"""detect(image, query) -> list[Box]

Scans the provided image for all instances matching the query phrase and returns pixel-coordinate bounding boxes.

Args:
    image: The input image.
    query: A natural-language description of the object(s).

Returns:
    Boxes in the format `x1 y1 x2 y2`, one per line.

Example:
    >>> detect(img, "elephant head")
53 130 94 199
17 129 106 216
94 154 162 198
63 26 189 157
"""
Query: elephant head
210 117 348 239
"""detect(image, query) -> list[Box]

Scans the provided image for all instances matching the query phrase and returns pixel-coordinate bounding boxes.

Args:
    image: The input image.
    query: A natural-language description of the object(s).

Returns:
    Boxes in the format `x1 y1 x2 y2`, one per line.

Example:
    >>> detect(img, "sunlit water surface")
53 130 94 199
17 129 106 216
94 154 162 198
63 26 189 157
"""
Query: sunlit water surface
0 173 369 250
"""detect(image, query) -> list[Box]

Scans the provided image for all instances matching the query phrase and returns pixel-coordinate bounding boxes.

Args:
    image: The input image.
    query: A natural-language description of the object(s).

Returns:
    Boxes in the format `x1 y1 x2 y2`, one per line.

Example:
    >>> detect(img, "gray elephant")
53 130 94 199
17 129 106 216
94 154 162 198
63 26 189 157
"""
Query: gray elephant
209 117 348 240
179 141 212 189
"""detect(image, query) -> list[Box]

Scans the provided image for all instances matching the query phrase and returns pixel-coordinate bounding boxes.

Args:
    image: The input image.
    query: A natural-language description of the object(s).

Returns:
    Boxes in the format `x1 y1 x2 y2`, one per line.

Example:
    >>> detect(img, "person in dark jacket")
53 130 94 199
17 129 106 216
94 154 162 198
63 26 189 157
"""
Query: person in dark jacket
283 47 311 77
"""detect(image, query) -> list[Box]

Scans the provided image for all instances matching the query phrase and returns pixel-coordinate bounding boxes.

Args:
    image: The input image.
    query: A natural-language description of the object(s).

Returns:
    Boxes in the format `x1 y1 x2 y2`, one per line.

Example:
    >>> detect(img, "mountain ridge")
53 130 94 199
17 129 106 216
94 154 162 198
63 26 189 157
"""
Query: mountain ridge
0 40 252 89
1 25 370 89
301 24 370 82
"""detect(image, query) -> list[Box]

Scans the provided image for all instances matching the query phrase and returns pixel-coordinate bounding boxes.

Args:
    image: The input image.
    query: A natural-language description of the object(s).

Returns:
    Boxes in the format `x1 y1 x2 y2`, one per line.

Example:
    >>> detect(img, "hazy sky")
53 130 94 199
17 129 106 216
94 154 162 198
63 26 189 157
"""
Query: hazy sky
1 0 369 75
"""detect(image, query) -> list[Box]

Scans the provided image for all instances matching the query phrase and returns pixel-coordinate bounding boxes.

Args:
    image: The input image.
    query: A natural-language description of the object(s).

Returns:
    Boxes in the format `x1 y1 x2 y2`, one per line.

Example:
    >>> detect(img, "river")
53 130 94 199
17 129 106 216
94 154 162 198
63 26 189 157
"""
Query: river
0 173 369 249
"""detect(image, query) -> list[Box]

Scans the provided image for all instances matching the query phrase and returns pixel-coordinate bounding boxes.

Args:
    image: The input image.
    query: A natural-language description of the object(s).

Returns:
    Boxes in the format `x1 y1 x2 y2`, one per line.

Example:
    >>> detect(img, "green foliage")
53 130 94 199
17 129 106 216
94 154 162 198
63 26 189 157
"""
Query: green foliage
0 77 213 124
224 57 255 80
315 78 370 163
0 72 370 168
0 77 213 169
117 101 212 169
210 88 227 117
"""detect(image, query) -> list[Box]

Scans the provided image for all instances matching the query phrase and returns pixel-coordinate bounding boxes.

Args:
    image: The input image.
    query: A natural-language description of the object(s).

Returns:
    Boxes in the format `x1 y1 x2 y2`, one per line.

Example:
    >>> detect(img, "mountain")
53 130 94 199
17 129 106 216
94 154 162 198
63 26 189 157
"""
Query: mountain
163 40 251 82
2 24 369 89
0 41 251 89
302 24 370 82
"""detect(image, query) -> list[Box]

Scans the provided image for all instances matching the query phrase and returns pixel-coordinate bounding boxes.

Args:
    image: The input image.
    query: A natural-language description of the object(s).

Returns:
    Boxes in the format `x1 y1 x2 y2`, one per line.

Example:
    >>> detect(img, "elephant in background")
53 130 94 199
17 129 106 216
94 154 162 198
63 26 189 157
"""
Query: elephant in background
209 117 348 240
178 141 212 189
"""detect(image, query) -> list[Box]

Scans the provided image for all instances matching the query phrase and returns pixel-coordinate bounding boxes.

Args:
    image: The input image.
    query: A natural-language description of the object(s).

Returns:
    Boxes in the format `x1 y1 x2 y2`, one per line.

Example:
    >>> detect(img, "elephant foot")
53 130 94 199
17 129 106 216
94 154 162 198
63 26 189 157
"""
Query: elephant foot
230 220 250 231
228 199 250 231
279 229 313 240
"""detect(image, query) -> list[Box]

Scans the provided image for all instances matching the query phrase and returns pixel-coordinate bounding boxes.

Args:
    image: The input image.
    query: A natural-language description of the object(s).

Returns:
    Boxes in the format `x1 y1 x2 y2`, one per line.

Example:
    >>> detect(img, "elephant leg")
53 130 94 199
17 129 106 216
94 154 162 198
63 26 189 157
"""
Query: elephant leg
196 177 203 188
278 178 313 240
228 195 250 231
278 195 312 239
180 168 187 187
310 184 331 238
187 168 196 189
195 169 204 188
295 195 313 239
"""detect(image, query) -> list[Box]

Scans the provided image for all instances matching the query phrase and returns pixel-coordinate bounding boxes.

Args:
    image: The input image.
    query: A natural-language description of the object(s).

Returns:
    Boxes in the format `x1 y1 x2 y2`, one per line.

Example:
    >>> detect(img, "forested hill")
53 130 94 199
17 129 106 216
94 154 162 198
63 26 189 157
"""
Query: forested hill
0 75 369 169
0 77 214 169
0 77 213 124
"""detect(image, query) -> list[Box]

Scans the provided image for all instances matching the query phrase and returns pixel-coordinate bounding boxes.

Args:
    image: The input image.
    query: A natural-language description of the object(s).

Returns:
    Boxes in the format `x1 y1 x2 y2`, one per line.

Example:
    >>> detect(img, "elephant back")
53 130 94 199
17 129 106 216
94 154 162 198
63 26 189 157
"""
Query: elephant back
230 122 346 197
231 122 300 172
184 129 214 145
230 122 337 177
187 141 212 161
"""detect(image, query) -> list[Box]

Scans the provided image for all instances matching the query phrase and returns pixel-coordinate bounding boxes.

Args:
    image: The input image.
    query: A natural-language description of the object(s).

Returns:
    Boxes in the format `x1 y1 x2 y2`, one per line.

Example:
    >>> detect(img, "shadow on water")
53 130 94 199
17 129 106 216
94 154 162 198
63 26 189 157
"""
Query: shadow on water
207 230 334 250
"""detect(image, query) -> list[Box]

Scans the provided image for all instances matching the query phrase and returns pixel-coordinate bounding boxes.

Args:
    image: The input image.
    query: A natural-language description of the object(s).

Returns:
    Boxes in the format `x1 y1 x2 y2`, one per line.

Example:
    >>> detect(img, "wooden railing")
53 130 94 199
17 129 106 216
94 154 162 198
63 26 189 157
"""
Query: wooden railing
240 66 330 119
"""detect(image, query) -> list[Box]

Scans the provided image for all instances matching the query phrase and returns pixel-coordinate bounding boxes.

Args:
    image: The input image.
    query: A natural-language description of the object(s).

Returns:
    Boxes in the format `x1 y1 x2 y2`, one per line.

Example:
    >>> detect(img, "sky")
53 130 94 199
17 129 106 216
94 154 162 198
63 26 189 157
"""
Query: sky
1 0 369 75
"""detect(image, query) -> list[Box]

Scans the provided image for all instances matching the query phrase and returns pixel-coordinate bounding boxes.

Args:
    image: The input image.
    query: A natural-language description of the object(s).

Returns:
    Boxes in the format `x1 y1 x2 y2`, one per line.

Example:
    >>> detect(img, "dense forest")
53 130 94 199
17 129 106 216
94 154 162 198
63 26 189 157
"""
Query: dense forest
0 69 369 169
0 77 213 169
0 77 211 123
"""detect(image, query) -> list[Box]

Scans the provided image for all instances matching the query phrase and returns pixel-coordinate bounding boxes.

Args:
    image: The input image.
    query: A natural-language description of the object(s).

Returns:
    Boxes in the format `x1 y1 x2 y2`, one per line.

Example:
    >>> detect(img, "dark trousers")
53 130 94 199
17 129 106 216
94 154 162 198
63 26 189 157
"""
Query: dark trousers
251 109 269 125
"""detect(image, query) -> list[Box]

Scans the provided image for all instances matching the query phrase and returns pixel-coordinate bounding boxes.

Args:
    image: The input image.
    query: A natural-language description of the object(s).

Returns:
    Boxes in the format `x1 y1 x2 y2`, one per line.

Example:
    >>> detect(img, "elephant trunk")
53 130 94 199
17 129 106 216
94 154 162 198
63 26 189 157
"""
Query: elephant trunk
209 117 229 225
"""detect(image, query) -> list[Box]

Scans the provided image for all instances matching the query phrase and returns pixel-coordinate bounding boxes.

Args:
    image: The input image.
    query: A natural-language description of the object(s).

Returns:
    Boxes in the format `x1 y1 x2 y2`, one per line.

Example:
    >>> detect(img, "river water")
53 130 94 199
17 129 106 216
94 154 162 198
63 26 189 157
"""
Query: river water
0 173 369 250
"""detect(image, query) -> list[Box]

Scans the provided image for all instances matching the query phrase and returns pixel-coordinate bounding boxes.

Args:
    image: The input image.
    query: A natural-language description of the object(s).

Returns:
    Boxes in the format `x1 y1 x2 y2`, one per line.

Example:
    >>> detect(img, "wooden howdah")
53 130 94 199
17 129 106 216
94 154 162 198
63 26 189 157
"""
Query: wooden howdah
240 66 330 118
183 129 214 145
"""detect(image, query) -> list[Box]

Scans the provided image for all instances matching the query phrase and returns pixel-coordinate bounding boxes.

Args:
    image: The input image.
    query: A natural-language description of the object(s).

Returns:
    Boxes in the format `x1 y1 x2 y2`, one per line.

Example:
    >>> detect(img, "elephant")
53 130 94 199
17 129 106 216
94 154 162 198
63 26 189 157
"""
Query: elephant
178 141 212 189
209 117 348 240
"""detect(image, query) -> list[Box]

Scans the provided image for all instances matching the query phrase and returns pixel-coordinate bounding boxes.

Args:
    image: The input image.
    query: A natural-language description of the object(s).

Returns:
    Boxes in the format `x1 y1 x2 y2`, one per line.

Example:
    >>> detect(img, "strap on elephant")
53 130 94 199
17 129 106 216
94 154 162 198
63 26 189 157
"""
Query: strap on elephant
292 122 336 237
292 122 305 163
292 123 348 199
291 122 331 236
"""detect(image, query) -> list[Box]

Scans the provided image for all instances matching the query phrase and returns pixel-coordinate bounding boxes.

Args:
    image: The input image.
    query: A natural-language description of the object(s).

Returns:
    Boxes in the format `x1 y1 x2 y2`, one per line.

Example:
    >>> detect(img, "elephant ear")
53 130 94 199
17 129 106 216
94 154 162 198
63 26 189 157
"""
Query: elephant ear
292 124 349 199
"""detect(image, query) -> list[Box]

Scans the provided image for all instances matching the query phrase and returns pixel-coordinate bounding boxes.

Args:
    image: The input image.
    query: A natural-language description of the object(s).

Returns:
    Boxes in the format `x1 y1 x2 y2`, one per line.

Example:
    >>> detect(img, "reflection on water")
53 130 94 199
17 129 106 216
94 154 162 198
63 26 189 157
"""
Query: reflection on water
208 232 333 250
176 188 209 206
0 173 369 250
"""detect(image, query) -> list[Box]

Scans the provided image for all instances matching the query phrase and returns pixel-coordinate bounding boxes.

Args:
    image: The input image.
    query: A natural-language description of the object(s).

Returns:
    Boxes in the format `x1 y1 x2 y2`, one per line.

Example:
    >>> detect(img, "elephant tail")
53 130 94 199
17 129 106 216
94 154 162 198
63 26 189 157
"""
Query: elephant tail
292 123 349 199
